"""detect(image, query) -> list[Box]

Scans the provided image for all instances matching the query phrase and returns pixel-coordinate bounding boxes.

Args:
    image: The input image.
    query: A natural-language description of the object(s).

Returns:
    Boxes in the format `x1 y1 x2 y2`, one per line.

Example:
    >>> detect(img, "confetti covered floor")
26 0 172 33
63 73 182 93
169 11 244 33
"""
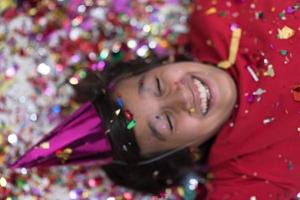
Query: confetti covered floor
0 0 192 199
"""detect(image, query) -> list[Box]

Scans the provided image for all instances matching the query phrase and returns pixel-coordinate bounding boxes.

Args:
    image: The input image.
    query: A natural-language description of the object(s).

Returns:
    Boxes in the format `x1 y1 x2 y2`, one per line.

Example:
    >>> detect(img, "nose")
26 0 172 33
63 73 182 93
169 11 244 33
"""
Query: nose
163 80 193 113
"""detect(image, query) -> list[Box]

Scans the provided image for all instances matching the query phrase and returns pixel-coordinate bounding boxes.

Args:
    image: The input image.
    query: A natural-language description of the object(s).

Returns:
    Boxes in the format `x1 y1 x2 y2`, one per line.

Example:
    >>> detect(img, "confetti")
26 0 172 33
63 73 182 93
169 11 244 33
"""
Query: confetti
218 28 242 69
250 196 257 200
279 11 287 20
280 50 288 56
205 7 217 15
247 94 255 103
189 107 195 113
7 134 18 145
115 109 121 116
292 85 300 102
0 177 7 187
124 109 134 120
37 63 51 75
0 0 15 13
127 120 136 130
116 98 123 109
246 65 259 82
263 117 275 124
122 144 128 151
277 25 295 39
287 6 295 14
69 77 79 85
253 88 266 96
39 142 50 149
56 148 73 163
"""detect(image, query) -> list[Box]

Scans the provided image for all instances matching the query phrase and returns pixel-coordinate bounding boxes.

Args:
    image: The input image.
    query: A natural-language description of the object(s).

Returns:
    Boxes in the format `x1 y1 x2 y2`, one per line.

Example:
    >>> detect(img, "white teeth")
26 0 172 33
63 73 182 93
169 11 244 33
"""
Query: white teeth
193 78 210 114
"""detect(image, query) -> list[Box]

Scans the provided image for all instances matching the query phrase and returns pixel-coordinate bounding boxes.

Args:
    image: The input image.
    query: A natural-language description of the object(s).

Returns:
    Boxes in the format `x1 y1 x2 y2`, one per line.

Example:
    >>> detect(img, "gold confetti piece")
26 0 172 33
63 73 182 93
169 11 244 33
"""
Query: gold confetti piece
205 7 217 15
277 26 295 39
56 148 73 163
218 60 232 69
28 8 37 16
0 154 4 164
271 7 276 12
0 135 3 145
0 78 15 95
218 28 242 69
264 65 275 77
177 187 184 197
0 0 15 13
39 142 50 149
189 107 195 113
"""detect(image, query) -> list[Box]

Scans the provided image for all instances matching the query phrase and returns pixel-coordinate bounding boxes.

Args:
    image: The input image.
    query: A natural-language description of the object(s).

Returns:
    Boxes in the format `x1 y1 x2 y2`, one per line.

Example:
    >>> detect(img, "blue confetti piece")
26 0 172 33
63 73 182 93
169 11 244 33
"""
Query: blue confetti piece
52 105 61 114
117 98 123 109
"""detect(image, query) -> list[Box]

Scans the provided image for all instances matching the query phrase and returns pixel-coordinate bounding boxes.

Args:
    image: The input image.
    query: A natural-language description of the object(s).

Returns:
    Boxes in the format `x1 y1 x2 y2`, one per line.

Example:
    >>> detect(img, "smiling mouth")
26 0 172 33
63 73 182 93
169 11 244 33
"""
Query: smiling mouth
190 76 211 116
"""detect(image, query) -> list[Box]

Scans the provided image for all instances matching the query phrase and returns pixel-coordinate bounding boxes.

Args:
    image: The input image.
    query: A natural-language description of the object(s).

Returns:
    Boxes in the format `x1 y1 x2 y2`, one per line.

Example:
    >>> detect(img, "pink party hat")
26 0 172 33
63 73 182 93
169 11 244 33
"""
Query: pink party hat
8 101 113 169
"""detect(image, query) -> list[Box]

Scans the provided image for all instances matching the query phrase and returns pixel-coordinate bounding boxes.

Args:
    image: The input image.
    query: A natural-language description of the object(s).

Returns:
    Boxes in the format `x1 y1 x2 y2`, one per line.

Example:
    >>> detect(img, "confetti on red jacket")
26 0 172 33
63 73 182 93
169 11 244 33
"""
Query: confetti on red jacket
189 1 300 199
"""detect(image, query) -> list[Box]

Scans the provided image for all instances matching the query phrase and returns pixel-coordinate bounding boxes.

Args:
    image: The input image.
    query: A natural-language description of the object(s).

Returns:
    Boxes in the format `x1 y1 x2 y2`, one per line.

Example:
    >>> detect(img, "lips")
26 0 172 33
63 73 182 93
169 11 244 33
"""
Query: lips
178 75 212 116
188 75 211 116
189 78 203 115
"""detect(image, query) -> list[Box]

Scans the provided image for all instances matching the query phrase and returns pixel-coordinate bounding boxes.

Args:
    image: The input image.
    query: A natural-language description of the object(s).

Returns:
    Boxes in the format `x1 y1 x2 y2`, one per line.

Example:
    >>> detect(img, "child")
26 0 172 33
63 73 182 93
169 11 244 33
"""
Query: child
10 0 300 198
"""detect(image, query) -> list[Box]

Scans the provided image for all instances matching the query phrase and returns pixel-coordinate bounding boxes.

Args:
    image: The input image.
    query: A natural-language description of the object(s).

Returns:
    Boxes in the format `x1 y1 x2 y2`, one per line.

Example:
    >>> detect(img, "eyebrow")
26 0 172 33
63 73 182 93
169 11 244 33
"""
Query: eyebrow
148 122 167 141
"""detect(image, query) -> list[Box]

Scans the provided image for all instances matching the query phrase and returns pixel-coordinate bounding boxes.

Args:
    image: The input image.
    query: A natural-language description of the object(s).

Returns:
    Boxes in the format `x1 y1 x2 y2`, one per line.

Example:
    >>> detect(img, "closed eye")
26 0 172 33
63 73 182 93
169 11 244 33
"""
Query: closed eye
166 113 173 131
156 77 162 95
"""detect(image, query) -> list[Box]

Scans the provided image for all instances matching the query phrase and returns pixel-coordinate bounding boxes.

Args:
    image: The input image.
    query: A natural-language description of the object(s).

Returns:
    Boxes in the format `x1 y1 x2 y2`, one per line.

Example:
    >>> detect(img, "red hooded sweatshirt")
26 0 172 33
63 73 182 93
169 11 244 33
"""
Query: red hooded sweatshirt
189 1 300 199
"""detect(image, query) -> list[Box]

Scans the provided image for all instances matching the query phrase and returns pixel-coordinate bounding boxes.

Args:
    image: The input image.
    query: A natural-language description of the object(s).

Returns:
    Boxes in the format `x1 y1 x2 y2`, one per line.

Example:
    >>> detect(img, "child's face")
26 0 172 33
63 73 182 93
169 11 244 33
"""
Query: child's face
113 61 237 155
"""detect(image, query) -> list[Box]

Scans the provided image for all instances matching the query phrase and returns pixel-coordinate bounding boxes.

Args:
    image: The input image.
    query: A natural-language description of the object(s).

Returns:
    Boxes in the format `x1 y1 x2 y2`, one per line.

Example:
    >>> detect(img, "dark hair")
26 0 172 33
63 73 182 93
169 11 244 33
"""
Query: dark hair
71 53 215 194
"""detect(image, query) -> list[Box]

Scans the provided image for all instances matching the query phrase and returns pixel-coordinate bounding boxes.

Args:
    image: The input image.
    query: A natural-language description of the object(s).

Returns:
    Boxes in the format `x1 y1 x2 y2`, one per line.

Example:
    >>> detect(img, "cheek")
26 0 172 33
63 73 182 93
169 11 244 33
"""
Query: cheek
136 133 162 155
133 118 157 153
176 118 205 140
163 68 186 82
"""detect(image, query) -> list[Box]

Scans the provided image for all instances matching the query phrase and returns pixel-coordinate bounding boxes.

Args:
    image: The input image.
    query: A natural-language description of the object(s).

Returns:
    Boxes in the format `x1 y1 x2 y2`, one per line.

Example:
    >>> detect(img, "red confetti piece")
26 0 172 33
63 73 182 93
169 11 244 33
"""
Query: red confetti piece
124 109 134 120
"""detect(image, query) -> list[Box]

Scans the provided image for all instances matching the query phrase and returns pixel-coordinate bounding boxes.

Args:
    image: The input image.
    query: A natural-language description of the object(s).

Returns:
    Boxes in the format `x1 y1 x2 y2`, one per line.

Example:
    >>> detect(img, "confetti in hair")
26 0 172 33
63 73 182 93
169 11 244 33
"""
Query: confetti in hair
127 120 136 130
116 98 123 109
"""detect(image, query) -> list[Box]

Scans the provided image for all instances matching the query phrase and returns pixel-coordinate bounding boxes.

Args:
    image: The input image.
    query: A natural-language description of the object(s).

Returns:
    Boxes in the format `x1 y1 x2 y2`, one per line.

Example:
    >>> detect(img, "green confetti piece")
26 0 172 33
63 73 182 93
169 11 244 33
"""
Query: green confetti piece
99 49 109 60
280 50 288 56
79 70 87 79
16 178 26 189
279 12 286 20
218 11 228 17
127 120 136 130
56 178 64 185
112 52 124 63
183 186 196 200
